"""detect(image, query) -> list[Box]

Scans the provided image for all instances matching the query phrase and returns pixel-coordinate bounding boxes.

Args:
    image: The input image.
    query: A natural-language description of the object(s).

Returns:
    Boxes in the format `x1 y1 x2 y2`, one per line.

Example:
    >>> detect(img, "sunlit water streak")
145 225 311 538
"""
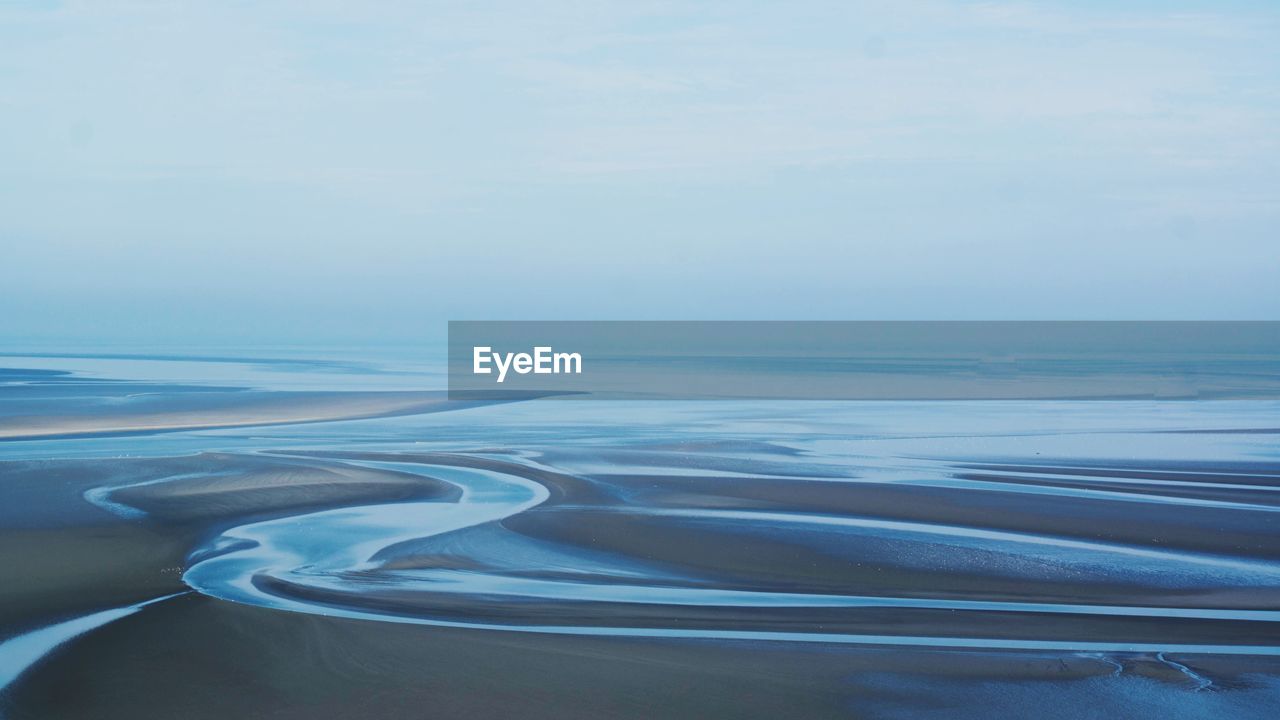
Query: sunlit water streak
0 593 186 694
160 450 1280 653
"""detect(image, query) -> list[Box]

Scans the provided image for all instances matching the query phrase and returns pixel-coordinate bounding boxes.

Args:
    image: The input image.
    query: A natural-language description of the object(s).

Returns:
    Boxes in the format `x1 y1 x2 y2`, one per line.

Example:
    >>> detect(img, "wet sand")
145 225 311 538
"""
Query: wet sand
0 453 457 632
0 390 464 440
3 361 1280 718
4 444 1277 718
8 595 1280 720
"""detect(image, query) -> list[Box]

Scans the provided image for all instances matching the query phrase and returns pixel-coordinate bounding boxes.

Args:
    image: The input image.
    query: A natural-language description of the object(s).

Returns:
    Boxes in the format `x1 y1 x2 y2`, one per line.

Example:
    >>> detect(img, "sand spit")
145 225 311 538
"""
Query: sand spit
0 390 466 440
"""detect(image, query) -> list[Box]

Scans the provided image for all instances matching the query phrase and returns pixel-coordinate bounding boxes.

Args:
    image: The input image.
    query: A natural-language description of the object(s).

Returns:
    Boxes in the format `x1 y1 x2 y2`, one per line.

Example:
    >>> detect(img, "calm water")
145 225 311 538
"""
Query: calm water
2 351 1279 717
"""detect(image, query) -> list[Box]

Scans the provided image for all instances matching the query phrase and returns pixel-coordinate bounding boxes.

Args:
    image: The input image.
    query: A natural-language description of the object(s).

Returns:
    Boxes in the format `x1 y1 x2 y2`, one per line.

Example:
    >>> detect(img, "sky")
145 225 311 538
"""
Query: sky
1 1 1278 344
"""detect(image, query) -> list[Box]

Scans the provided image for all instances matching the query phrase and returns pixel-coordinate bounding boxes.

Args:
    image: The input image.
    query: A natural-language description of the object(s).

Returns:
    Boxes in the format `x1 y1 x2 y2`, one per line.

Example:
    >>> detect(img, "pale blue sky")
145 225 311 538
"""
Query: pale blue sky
2 1 1277 343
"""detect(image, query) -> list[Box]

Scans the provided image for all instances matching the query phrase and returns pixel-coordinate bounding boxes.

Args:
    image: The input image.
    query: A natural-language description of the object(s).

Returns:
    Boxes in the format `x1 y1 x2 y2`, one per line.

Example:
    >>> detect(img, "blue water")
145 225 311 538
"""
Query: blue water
2 350 1279 714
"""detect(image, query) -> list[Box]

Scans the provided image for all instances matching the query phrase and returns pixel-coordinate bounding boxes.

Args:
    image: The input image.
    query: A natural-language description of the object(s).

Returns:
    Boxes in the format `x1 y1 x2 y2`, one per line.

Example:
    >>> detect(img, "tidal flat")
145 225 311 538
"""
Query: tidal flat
1 352 1279 718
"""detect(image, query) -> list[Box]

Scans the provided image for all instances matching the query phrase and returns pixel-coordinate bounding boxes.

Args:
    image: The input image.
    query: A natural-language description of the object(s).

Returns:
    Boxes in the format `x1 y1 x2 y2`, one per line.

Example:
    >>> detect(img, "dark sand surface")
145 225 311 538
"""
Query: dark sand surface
7 595 1280 720
3 373 1280 718
0 453 456 632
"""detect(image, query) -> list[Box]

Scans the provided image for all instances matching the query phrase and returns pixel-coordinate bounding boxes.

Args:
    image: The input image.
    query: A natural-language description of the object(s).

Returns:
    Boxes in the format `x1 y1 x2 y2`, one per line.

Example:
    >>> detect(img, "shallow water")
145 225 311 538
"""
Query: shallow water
2 352 1279 717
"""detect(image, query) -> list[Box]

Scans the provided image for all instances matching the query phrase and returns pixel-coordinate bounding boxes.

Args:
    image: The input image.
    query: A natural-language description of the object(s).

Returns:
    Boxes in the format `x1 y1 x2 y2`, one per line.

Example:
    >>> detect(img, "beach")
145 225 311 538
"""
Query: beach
2 354 1279 718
